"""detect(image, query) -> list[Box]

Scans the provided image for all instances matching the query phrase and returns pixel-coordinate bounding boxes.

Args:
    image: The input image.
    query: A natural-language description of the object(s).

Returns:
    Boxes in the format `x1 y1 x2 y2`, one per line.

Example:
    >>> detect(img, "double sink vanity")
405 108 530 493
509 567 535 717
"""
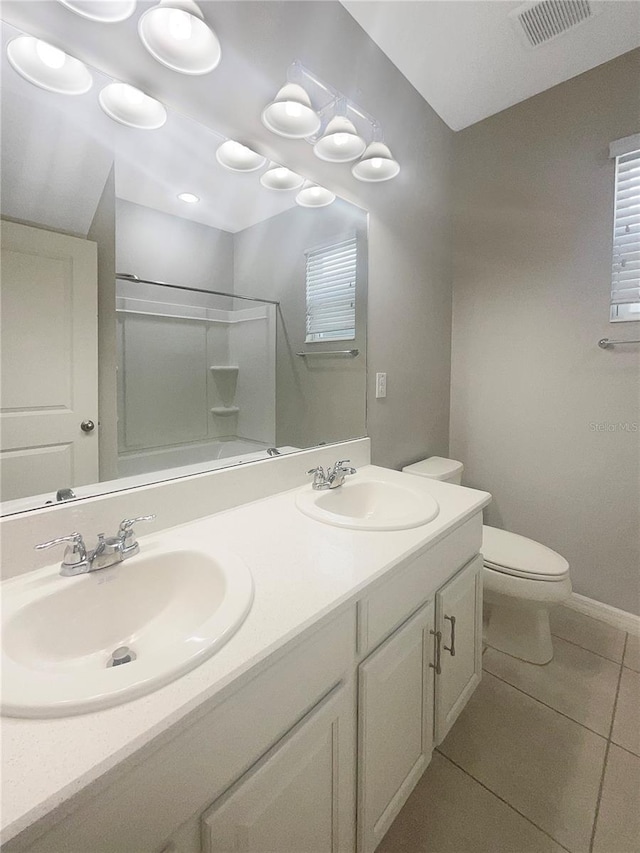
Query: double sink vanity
1 448 490 853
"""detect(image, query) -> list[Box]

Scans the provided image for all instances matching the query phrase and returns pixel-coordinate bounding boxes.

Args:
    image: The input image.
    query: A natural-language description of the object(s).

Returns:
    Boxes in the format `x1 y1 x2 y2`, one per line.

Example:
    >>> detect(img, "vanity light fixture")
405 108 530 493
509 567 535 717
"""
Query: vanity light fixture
260 164 304 191
6 36 92 95
57 1 137 23
216 140 266 173
261 83 321 139
295 181 336 208
313 115 366 163
99 83 167 129
352 142 400 183
138 0 221 75
178 192 199 203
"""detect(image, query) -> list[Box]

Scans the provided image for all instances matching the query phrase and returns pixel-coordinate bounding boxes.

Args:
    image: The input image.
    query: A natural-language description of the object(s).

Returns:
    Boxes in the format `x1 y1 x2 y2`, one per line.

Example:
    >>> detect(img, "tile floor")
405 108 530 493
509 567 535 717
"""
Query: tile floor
377 606 640 853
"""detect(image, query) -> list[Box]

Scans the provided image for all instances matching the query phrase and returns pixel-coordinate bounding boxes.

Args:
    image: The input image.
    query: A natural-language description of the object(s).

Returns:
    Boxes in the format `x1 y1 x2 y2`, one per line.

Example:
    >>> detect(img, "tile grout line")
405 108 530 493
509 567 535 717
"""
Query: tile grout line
588 632 628 853
549 632 626 665
481 669 611 741
606 740 640 760
434 749 573 853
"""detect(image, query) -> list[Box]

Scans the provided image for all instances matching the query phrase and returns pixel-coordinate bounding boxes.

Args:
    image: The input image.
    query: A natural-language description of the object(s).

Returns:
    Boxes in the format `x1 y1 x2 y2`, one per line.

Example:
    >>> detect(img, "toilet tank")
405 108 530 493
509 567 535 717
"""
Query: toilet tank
402 456 464 485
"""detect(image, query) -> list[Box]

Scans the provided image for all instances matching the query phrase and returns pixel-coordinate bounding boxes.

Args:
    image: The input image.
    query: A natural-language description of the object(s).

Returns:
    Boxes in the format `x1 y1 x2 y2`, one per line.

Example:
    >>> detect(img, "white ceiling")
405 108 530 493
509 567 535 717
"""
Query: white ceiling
342 0 640 131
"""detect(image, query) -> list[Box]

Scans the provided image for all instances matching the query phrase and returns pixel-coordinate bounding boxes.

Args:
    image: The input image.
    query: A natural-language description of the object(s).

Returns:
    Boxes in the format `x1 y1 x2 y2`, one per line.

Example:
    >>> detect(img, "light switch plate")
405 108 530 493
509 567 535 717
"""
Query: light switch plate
375 372 387 398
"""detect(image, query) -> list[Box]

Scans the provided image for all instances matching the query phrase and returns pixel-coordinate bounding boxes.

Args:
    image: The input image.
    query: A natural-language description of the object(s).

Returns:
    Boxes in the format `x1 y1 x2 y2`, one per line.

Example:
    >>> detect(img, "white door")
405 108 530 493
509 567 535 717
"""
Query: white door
0 220 98 502
202 683 355 853
434 555 483 744
358 601 435 853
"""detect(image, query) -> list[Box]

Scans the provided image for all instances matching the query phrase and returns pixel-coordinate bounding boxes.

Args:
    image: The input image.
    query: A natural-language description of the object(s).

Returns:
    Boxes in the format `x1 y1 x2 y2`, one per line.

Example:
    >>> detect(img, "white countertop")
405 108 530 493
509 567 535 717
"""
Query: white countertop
1 465 490 846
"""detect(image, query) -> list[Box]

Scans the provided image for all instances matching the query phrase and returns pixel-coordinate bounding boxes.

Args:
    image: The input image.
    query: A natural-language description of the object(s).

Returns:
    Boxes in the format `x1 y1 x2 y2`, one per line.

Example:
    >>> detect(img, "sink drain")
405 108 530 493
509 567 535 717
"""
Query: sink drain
107 646 137 668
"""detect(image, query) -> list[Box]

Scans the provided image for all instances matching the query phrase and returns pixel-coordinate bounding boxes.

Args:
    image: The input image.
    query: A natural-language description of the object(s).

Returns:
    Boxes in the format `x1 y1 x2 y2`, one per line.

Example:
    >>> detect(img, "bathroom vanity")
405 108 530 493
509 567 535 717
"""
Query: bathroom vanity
1 463 490 853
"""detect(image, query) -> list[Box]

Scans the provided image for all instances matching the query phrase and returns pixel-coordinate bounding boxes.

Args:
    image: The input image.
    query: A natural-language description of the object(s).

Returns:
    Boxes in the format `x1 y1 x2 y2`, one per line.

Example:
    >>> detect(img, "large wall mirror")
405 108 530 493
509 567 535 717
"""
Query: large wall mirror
0 19 368 516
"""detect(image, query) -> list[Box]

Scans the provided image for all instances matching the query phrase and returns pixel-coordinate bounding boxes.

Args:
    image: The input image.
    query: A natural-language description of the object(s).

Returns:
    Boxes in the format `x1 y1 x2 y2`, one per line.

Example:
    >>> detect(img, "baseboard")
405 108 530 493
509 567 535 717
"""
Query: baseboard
565 593 640 635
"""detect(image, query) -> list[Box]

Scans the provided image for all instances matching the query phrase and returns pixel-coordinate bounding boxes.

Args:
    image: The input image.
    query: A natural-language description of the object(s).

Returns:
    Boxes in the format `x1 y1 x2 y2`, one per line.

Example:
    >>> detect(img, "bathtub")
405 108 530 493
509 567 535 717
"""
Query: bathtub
117 439 273 478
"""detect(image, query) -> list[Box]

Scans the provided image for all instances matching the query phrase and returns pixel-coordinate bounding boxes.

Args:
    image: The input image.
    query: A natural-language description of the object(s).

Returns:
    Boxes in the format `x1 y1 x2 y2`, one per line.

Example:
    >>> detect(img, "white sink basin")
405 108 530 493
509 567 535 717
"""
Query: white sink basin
295 477 439 531
1 546 254 718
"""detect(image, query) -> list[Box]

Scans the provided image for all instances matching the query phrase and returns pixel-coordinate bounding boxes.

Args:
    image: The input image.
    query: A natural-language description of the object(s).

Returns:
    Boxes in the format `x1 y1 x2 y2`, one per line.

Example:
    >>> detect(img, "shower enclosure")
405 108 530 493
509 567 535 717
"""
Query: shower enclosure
116 276 277 479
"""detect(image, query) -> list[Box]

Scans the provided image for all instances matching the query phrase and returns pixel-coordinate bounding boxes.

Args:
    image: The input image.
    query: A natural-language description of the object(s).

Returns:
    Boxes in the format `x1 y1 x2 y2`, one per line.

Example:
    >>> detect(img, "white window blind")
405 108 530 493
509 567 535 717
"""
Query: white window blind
611 148 640 322
305 236 357 342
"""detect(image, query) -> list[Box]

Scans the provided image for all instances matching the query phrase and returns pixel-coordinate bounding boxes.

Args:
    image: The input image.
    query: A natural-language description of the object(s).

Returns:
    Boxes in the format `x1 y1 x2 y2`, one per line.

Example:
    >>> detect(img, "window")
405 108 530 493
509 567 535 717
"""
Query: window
610 143 640 322
305 236 357 342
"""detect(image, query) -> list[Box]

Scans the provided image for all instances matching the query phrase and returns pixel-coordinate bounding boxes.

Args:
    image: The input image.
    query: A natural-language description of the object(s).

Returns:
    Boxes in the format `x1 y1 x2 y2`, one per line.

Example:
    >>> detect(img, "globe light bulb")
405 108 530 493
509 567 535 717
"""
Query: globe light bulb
168 8 193 40
285 101 302 118
122 84 144 104
36 40 65 69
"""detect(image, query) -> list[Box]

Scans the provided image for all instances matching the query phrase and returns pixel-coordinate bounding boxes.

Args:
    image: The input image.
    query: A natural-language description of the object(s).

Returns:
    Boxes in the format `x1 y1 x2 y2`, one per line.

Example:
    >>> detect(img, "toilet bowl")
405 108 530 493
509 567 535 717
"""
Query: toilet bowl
402 457 571 664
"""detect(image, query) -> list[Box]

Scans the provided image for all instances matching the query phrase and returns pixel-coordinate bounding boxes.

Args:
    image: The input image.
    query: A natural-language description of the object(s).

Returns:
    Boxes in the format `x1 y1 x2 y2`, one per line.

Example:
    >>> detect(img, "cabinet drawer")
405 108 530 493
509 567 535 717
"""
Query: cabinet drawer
358 514 481 656
14 608 356 853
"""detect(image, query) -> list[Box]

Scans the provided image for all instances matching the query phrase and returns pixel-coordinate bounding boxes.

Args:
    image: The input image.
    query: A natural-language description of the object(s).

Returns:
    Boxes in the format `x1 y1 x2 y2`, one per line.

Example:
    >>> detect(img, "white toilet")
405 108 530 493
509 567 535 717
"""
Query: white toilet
402 457 571 665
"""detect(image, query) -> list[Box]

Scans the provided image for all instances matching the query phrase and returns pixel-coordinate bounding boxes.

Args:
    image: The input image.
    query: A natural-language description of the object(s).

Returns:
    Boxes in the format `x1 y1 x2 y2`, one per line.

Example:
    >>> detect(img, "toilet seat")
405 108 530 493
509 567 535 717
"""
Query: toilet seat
482 525 570 583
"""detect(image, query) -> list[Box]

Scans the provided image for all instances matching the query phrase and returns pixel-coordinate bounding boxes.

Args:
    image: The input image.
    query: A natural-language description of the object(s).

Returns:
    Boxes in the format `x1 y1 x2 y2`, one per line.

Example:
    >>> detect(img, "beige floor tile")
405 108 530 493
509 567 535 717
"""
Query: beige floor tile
377 752 565 853
550 606 625 662
624 633 640 673
440 672 607 853
612 667 640 757
592 744 640 853
483 638 619 736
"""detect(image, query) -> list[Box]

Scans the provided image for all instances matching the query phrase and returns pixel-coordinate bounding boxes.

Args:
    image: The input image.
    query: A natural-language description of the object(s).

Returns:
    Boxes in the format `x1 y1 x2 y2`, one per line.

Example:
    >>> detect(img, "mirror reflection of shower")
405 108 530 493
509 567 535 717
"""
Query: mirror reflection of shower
116 275 281 480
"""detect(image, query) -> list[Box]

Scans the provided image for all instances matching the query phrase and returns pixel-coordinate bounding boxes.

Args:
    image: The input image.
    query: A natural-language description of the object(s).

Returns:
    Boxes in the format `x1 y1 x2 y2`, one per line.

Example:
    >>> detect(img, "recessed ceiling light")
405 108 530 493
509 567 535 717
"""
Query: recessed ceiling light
138 0 221 75
99 83 167 129
178 192 199 203
57 1 137 23
295 182 336 208
6 36 92 95
352 142 400 182
259 164 304 191
261 83 321 139
216 140 266 173
313 116 366 163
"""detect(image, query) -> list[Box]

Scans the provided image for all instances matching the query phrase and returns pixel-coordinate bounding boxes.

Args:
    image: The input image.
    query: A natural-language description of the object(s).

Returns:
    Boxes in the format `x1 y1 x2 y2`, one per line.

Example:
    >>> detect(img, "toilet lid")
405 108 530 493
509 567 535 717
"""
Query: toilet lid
482 525 570 581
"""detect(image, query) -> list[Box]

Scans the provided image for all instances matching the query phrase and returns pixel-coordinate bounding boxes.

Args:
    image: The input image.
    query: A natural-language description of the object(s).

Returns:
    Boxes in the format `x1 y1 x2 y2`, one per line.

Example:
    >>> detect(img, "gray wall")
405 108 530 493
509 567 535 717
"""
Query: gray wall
233 200 368 447
116 199 234 300
450 50 640 615
6 0 456 471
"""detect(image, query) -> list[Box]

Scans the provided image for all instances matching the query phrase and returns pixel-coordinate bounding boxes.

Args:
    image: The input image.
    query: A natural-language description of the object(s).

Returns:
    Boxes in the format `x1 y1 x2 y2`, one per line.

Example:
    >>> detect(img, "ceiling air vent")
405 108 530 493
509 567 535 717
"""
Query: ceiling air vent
510 0 598 48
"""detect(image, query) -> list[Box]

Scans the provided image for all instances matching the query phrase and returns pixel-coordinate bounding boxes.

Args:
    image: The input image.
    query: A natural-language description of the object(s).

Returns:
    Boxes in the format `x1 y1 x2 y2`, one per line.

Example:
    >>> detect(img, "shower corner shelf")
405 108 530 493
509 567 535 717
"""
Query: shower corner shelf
210 406 240 416
210 365 240 373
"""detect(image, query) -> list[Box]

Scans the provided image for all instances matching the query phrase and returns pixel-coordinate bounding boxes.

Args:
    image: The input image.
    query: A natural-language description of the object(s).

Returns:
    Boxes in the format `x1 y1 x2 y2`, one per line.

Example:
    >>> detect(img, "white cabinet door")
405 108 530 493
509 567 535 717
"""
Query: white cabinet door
434 555 483 744
0 220 98 501
357 601 435 853
201 682 355 853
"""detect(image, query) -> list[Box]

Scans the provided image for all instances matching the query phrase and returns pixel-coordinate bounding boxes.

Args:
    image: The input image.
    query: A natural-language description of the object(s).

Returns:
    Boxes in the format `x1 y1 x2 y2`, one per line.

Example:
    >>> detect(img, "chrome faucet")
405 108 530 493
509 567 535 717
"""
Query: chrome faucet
307 460 357 490
35 515 156 577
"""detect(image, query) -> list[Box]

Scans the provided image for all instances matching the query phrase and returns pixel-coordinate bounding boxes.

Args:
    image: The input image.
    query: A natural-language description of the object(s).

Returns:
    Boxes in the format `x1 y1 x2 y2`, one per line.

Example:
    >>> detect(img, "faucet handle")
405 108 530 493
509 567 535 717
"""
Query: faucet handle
307 466 325 476
334 460 356 473
118 515 156 532
117 515 156 551
35 532 87 564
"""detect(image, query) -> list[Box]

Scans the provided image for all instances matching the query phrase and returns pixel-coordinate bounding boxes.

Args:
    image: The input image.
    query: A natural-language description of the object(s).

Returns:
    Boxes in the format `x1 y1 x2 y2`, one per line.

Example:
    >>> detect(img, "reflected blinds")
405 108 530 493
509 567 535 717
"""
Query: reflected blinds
305 236 356 342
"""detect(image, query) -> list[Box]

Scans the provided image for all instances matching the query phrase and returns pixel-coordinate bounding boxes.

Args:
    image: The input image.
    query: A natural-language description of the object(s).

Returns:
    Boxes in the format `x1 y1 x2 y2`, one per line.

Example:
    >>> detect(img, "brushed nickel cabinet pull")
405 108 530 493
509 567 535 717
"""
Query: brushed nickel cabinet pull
430 629 442 675
444 614 456 656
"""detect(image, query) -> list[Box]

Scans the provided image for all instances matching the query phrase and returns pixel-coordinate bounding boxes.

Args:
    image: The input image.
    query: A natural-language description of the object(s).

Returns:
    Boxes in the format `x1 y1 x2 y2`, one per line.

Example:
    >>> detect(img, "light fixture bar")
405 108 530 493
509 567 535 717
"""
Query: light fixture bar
286 60 379 143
